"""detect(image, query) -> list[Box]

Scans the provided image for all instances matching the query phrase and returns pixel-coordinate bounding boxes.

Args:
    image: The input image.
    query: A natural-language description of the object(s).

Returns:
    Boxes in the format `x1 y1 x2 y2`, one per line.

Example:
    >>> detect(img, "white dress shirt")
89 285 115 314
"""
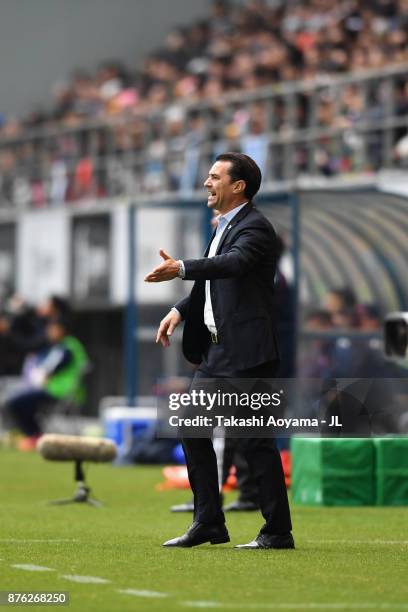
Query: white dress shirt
204 202 248 334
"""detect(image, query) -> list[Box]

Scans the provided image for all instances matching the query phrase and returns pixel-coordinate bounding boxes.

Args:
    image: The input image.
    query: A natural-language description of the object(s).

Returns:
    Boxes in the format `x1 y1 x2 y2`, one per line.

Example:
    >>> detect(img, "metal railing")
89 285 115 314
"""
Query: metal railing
0 64 407 210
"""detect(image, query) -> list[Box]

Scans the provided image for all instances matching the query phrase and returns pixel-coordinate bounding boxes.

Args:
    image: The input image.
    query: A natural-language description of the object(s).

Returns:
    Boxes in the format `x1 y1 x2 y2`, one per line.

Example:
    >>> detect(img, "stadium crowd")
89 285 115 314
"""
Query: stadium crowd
1 0 408 206
1 0 408 132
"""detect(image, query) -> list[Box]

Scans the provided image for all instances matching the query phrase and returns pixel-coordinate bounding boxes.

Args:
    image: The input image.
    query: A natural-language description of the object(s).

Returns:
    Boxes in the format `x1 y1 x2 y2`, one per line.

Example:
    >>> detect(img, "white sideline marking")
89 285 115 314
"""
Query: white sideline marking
182 604 408 610
118 588 168 598
12 564 55 572
60 574 110 584
308 540 408 545
182 603 220 608
0 539 78 543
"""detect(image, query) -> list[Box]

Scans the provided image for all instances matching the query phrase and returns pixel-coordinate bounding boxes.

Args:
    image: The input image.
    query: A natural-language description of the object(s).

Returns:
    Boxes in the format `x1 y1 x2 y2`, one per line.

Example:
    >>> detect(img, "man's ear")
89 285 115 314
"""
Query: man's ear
233 179 246 194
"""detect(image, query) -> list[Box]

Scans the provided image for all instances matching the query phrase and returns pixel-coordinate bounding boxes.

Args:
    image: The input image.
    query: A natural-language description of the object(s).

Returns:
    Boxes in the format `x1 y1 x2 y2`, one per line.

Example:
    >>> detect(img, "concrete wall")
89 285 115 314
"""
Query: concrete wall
0 0 211 118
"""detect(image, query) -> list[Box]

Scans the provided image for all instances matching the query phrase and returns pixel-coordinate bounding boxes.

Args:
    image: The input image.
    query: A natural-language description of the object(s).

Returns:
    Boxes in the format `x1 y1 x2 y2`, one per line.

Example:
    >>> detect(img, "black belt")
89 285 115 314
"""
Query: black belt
210 332 219 344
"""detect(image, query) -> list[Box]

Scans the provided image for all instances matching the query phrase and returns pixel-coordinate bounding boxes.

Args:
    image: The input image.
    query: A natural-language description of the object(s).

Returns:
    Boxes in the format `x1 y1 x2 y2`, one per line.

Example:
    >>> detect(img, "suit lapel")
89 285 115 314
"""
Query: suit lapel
215 201 253 255
203 229 217 257
215 223 233 255
203 202 253 257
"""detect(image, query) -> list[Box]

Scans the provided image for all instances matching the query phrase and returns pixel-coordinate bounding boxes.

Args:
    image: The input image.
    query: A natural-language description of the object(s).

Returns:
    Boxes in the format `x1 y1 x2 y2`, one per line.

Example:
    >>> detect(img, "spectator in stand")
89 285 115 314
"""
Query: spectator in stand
179 111 207 193
49 153 69 206
144 122 167 193
241 110 269 176
71 157 95 200
0 150 16 207
165 106 188 191
97 61 131 104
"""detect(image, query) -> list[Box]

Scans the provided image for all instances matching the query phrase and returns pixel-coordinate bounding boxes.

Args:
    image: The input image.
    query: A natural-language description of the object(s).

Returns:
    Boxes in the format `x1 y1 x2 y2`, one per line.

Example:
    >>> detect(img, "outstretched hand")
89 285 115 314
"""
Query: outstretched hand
144 249 180 282
156 309 182 347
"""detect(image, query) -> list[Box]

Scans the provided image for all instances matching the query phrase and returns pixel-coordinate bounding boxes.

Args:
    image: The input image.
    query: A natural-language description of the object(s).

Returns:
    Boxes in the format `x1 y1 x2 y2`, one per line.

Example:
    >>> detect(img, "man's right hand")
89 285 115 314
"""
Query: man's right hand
156 309 182 347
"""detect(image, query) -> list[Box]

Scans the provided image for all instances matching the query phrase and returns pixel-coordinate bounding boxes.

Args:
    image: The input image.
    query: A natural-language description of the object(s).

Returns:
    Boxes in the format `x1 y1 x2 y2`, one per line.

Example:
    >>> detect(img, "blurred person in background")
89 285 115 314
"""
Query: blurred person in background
305 294 404 435
0 296 42 374
0 294 71 376
356 303 382 331
72 157 94 200
241 111 269 176
323 287 358 326
3 318 88 451
329 300 392 380
0 150 16 207
49 152 69 206
299 308 334 379
179 111 207 193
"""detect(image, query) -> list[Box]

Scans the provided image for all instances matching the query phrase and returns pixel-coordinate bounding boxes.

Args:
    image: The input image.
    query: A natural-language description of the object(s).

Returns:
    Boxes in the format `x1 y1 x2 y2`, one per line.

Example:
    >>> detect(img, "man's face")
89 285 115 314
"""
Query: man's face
36 299 52 318
46 323 64 343
204 160 243 211
324 293 343 315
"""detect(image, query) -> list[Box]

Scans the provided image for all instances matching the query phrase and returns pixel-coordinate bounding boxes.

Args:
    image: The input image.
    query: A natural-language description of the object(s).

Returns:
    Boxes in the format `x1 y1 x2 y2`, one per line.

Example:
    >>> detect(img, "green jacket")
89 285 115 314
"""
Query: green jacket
45 335 89 403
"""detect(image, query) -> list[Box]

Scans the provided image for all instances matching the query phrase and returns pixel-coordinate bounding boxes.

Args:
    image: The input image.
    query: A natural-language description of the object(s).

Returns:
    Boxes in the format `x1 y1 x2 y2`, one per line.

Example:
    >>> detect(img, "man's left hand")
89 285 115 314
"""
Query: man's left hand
144 249 180 282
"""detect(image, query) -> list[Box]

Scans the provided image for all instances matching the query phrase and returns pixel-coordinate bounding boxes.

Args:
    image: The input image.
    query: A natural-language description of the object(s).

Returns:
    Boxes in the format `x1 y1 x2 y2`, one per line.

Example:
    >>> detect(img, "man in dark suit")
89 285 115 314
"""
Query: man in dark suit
145 152 294 549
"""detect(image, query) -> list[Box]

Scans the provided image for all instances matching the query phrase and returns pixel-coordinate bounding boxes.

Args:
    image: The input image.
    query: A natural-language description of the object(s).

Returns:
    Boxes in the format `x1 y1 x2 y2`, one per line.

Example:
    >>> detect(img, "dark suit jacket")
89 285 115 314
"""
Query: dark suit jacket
174 201 281 370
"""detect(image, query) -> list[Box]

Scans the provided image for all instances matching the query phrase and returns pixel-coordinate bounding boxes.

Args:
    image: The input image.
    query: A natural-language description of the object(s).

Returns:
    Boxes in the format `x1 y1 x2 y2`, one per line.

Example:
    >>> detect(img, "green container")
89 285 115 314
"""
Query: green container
291 437 375 506
374 437 408 506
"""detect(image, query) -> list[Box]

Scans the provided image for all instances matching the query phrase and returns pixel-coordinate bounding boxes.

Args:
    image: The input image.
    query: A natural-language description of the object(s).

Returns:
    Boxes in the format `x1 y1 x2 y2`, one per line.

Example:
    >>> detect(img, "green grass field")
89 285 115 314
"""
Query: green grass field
1 446 407 611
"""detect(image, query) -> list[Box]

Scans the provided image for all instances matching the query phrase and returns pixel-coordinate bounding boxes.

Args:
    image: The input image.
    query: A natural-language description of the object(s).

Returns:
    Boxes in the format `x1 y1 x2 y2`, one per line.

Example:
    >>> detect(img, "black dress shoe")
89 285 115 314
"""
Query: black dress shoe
170 501 194 513
235 532 295 549
223 500 259 512
163 522 230 548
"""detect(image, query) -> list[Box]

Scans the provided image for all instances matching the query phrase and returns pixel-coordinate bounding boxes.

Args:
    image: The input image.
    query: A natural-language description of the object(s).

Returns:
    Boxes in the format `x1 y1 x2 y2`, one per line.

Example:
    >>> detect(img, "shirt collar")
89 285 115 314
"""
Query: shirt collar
218 201 248 226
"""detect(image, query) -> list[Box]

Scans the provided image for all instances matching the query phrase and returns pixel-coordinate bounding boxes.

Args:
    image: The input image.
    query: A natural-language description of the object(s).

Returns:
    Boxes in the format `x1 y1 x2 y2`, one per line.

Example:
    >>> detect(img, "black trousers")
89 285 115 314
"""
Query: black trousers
181 343 292 536
6 387 52 436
